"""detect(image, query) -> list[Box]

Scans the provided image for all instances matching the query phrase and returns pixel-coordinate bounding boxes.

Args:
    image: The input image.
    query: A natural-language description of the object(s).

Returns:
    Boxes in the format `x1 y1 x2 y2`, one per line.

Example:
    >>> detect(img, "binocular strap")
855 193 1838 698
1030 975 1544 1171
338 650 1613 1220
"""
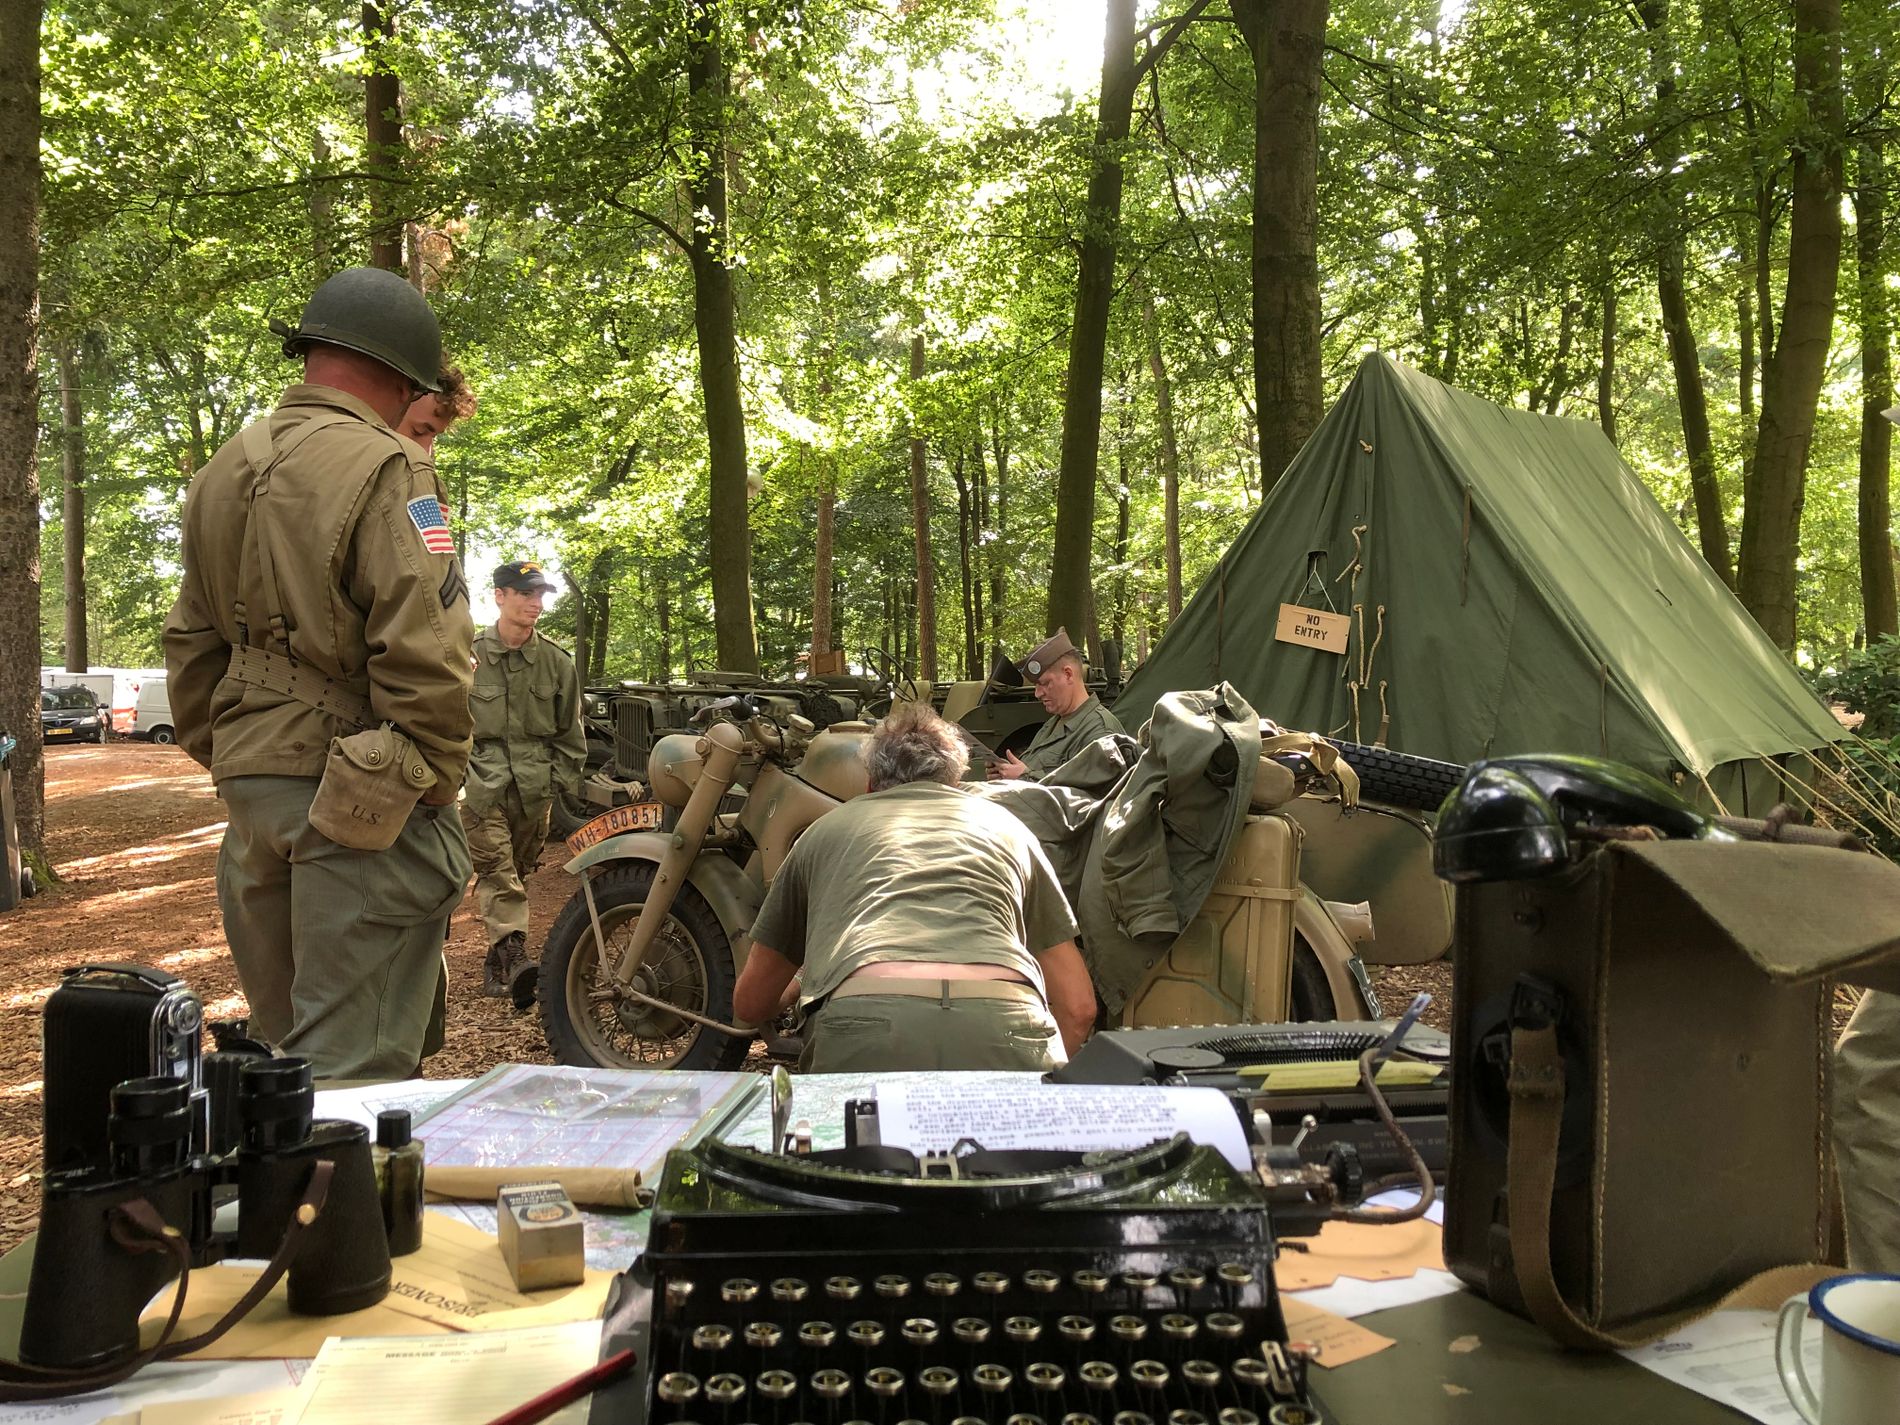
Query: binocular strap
0 1158 337 1401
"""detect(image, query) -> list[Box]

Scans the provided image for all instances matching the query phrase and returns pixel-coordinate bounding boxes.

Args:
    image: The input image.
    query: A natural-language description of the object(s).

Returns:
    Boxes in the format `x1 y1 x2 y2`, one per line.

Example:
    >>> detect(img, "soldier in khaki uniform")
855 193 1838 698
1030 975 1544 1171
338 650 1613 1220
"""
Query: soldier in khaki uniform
464 560 588 1006
992 628 1125 781
163 267 474 1082
735 704 1097 1072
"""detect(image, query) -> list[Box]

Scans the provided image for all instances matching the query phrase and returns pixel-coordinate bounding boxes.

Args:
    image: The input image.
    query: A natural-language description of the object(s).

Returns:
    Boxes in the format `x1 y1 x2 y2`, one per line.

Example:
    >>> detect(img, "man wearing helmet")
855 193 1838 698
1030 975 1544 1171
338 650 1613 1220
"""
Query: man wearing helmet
163 267 475 1081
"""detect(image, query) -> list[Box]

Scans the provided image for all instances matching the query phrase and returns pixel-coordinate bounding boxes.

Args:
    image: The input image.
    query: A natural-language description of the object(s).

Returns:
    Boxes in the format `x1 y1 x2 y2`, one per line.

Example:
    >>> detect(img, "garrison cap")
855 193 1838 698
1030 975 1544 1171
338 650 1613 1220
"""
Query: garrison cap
493 559 558 594
1019 628 1081 677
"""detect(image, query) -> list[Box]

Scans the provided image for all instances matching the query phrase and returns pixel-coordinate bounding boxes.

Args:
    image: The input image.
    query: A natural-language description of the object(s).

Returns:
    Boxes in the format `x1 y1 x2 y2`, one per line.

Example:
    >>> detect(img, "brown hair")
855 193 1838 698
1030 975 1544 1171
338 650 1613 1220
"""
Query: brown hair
865 702 969 791
431 364 478 423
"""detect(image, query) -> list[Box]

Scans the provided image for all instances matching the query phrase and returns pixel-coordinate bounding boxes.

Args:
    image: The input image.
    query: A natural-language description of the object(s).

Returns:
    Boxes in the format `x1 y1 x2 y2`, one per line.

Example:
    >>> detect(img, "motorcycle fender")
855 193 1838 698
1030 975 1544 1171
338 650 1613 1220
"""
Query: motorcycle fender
1294 890 1376 1018
562 832 764 968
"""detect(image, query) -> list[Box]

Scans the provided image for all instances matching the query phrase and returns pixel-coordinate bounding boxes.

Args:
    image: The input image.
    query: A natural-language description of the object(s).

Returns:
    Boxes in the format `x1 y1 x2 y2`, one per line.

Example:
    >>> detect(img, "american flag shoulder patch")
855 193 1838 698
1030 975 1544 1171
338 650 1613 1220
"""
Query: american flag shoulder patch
407 495 454 554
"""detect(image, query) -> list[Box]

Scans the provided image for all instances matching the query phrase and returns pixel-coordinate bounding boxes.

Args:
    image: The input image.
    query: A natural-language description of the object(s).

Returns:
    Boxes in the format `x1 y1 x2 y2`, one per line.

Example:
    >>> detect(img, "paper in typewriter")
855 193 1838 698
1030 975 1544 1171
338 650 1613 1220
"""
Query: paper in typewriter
874 1080 1252 1169
412 1064 757 1184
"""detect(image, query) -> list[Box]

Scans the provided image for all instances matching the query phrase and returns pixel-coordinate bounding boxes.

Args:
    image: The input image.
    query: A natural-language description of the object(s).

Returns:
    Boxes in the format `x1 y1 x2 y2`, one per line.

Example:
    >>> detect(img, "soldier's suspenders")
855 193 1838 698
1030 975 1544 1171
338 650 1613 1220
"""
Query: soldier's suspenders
226 416 377 729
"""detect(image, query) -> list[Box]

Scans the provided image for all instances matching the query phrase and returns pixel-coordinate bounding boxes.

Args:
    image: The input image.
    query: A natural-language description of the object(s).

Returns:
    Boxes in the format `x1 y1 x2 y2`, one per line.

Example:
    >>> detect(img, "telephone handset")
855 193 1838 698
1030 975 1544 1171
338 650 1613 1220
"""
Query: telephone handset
1433 753 1739 883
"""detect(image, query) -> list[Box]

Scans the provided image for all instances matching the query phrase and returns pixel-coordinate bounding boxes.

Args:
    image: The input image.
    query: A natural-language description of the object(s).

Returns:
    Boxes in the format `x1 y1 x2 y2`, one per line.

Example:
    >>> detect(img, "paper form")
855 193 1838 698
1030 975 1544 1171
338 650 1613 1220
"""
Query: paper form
0 1360 305 1425
1620 1309 1820 1424
873 1080 1253 1171
287 1321 602 1425
133 1387 302 1424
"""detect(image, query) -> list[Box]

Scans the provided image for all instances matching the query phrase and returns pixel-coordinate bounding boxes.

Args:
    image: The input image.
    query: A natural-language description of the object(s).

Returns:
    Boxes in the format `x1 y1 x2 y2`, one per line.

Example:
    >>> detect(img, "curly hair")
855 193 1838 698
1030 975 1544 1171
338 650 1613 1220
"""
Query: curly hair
431 364 478 422
865 702 969 791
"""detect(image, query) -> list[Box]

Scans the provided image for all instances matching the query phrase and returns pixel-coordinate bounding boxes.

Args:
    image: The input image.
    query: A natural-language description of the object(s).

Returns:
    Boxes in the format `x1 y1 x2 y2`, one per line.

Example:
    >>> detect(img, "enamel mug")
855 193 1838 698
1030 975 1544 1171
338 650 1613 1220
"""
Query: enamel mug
1776 1273 1900 1424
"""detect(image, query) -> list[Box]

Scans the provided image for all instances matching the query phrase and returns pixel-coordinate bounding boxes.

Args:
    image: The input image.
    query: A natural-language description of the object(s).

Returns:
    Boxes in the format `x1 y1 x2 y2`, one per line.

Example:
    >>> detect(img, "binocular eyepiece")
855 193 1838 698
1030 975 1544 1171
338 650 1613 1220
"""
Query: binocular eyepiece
21 1057 392 1371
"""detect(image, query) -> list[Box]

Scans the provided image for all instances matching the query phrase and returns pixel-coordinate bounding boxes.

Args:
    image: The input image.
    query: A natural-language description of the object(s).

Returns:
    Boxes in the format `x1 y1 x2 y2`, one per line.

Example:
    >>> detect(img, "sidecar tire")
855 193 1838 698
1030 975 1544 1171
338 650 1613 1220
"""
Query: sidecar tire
539 861 752 1071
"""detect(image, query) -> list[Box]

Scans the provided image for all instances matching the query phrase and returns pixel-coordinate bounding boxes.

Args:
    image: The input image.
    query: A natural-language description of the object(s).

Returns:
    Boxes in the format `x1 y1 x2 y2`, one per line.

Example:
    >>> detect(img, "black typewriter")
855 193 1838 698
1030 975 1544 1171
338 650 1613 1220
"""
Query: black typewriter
626 1132 1330 1425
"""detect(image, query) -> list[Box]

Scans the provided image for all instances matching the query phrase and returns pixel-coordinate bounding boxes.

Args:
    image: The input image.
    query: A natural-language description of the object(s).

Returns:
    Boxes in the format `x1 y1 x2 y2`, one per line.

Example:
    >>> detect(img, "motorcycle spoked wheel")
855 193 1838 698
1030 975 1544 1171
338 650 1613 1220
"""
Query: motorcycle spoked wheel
538 862 752 1070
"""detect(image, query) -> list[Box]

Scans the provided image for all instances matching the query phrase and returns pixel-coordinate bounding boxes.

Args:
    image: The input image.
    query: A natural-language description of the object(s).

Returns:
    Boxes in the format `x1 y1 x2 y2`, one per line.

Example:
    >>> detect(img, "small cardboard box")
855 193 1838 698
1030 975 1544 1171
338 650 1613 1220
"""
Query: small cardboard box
496 1181 585 1292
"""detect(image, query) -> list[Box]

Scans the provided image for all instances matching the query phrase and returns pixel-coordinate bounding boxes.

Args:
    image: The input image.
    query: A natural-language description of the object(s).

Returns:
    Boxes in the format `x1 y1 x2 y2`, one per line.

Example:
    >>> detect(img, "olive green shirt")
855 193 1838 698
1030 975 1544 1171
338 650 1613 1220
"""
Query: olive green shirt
750 780 1079 1004
462 624 589 814
163 385 474 789
1019 693 1125 780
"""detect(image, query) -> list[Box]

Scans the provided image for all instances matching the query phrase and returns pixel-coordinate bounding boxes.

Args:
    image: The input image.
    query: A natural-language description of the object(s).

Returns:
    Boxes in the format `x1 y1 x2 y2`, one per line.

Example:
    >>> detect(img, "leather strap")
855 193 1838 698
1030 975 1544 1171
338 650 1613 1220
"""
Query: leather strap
225 644 374 729
1504 1023 1830 1349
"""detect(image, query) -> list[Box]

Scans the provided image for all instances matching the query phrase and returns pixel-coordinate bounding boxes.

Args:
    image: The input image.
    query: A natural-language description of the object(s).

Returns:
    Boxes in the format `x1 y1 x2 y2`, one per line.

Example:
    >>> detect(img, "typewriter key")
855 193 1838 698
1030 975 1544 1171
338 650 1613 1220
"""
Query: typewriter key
1263 1410 1320 1425
1111 1413 1154 1425
950 1418 986 1425
826 1276 863 1302
1166 1268 1206 1307
1061 1415 1100 1425
1024 1269 1061 1294
747 1322 785 1350
953 1317 992 1347
723 1278 762 1305
1215 1412 1259 1425
1201 1313 1244 1344
1004 1315 1043 1345
705 1373 748 1406
925 1272 962 1298
1159 1314 1199 1349
1129 1360 1170 1394
1230 1360 1270 1397
974 1271 1011 1296
1215 1264 1252 1300
1005 1415 1046 1425
811 1368 853 1401
1073 1269 1111 1296
1119 1269 1158 1298
800 1321 839 1348
1167 1412 1209 1425
659 1372 703 1405
758 1370 800 1402
902 1317 941 1348
920 1366 961 1398
1108 1316 1148 1345
1026 1362 1067 1396
666 1279 697 1311
866 1366 906 1399
694 1324 736 1355
773 1277 811 1304
847 1320 886 1351
973 1363 1014 1396
1058 1314 1097 1344
875 1275 912 1299
1180 1361 1222 1393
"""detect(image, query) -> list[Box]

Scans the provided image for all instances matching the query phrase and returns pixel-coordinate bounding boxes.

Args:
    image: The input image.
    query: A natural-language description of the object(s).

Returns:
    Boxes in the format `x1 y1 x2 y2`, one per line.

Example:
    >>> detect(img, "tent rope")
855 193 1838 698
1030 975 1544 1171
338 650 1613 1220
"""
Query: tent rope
1377 680 1391 745
1461 486 1473 607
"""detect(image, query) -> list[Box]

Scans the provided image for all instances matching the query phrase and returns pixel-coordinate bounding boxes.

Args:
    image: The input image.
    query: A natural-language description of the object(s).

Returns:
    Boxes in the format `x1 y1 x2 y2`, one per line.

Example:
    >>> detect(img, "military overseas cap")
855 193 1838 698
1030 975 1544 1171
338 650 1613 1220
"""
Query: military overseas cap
269 267 444 394
493 559 558 594
1019 627 1080 677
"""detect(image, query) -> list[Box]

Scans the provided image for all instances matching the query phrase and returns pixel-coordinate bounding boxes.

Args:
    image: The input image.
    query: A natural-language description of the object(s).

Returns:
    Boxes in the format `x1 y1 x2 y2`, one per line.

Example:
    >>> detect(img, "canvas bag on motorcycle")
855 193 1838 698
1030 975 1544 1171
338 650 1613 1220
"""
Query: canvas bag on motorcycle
1445 836 1900 1349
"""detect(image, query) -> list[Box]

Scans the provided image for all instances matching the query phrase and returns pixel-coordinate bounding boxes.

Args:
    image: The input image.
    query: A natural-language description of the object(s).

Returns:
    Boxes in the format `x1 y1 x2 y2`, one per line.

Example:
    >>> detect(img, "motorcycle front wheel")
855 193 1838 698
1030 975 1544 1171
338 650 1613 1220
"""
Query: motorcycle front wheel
538 861 752 1071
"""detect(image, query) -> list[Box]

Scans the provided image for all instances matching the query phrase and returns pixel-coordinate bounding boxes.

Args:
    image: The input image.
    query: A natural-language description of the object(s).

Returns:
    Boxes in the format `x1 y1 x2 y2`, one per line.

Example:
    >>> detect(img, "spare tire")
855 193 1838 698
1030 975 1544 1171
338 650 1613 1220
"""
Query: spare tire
1330 738 1466 812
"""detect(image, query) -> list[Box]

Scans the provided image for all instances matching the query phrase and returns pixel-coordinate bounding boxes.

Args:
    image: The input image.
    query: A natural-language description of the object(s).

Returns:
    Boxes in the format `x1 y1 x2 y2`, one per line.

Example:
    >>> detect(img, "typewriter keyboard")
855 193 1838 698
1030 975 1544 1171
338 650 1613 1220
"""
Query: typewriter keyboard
642 1254 1323 1425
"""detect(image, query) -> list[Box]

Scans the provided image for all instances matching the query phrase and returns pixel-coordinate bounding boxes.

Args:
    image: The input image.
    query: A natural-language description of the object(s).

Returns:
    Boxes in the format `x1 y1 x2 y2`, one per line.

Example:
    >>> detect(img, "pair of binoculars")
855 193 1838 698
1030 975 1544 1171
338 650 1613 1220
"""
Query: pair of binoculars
21 1057 390 1371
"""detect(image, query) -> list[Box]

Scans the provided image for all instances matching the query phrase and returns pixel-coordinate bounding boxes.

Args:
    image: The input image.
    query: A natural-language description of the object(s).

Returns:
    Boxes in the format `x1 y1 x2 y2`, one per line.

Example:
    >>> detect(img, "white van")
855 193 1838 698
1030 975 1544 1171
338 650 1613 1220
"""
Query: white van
40 667 160 735
133 675 175 744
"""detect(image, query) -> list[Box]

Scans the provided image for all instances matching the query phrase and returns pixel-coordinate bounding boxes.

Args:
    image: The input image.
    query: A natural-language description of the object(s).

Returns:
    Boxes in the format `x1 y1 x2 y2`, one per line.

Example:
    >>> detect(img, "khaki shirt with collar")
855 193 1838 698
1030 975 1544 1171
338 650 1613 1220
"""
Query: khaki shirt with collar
462 623 589 814
1019 692 1125 780
162 384 474 788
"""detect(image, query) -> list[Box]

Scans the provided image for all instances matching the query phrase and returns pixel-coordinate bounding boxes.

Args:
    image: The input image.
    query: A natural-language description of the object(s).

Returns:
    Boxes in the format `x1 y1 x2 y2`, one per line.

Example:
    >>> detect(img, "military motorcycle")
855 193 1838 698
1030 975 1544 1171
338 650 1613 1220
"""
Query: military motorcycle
536 697 1462 1071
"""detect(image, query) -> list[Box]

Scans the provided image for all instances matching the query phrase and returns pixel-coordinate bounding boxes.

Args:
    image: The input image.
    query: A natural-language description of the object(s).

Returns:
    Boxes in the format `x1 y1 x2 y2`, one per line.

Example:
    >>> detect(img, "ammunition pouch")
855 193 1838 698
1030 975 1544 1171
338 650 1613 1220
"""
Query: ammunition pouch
308 726 436 851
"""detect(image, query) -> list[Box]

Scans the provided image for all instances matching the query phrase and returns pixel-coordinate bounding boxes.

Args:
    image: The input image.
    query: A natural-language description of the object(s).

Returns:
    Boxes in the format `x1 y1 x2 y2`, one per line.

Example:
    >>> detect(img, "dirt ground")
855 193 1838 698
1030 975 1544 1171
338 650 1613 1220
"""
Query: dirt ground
0 741 1496 1257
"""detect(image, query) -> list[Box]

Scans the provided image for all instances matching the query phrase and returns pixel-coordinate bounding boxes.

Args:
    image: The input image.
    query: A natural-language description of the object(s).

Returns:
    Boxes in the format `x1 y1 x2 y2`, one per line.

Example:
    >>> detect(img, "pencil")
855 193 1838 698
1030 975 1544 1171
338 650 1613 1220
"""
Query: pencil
483 1347 637 1425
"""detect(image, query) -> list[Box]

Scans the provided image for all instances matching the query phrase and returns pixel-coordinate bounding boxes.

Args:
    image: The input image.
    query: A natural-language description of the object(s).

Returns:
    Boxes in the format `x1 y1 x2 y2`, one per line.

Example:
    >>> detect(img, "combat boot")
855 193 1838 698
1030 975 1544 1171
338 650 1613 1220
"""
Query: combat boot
482 938 510 998
499 931 538 1010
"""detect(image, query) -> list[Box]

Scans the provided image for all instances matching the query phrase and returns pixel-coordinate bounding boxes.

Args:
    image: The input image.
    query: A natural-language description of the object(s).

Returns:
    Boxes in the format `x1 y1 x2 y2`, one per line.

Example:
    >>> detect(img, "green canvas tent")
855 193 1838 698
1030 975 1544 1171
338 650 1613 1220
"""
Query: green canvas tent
1117 354 1846 810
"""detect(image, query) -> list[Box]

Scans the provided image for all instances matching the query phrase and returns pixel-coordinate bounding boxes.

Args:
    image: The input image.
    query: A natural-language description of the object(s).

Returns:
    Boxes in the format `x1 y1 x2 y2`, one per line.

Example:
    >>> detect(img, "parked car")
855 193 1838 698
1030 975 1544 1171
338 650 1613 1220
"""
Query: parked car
41 685 108 744
132 675 175 744
39 667 156 734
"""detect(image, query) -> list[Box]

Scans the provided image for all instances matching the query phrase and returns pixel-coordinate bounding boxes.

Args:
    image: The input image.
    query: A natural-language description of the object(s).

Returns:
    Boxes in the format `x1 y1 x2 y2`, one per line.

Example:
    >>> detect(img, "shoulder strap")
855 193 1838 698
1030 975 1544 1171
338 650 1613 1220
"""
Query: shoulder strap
1504 1022 1830 1348
234 413 373 655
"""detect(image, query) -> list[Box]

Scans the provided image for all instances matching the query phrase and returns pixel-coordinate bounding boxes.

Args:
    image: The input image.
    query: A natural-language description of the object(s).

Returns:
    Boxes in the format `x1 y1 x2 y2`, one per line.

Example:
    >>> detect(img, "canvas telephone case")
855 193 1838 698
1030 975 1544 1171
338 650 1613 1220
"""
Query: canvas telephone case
307 725 436 851
1445 833 1900 1350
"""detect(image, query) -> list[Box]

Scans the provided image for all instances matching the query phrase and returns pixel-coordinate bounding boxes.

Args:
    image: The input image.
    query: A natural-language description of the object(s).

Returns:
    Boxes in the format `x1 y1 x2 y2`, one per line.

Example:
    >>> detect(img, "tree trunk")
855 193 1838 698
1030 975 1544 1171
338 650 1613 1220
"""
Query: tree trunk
1235 0 1329 491
568 571 592 683
812 483 835 658
1856 131 1895 639
1142 288 1185 619
654 566 673 681
969 437 986 665
309 131 336 276
907 332 937 682
952 448 977 678
1738 0 1844 650
0 0 46 862
56 340 87 670
361 3 404 272
1048 0 1137 641
590 585 610 681
687 0 759 674
1598 281 1619 444
988 415 1009 653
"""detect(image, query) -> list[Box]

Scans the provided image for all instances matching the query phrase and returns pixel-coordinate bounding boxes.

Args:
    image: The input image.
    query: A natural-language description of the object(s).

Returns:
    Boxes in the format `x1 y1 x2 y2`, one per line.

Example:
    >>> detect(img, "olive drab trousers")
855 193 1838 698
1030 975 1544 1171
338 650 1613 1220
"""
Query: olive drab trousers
1836 988 1900 1272
217 774 468 1080
461 783 550 948
799 992 1065 1074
